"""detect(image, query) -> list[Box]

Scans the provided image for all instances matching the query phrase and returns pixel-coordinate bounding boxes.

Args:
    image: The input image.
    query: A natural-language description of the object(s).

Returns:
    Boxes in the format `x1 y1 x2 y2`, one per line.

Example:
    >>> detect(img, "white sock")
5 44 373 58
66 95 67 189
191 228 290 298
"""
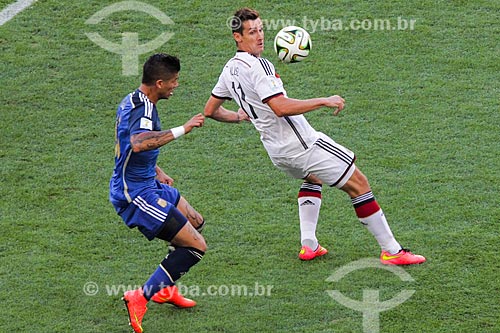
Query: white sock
352 192 401 254
298 183 322 250
359 210 401 254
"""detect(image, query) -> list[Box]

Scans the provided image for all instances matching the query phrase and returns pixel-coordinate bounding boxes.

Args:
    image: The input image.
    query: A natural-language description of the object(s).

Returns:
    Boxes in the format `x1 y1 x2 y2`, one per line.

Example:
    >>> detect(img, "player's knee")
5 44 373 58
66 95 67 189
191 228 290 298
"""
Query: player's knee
195 235 207 253
356 171 369 188
189 229 207 252
185 220 207 253
342 168 371 197
170 224 208 252
358 171 371 190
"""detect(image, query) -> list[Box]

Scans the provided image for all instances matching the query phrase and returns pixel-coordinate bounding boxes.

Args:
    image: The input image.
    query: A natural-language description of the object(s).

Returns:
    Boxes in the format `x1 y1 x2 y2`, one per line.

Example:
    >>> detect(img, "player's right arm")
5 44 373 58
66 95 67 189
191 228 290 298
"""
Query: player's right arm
130 113 205 153
204 96 249 123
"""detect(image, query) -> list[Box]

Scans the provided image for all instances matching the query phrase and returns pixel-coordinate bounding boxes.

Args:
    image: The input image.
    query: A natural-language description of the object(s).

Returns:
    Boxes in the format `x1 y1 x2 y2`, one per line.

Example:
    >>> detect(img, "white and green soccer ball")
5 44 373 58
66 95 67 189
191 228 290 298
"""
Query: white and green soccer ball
273 26 312 63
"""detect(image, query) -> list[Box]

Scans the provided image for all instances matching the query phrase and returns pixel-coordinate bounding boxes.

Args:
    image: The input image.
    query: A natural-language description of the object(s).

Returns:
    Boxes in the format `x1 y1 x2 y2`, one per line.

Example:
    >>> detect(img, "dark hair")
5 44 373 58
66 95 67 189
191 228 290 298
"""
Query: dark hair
230 7 260 34
142 53 180 85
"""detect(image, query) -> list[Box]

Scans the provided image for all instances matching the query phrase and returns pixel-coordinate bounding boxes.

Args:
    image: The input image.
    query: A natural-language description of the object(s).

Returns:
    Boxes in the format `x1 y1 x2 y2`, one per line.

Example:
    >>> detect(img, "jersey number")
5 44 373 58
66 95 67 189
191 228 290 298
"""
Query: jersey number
232 82 258 119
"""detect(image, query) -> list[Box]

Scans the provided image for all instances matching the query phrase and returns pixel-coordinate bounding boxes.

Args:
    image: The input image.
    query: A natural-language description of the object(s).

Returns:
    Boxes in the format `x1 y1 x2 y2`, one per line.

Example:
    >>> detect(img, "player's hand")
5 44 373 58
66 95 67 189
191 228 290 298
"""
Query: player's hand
237 108 250 122
184 113 205 133
325 95 345 116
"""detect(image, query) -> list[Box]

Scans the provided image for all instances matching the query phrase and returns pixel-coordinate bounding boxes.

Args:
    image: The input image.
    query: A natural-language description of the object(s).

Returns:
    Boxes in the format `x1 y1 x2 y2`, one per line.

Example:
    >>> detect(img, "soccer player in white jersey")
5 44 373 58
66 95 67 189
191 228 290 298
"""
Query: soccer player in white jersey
204 8 425 265
110 54 206 332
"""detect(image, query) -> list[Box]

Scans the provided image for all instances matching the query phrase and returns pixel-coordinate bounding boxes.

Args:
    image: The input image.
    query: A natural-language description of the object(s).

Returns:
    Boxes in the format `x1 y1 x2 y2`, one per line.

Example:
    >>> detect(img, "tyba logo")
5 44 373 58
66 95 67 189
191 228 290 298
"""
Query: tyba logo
85 1 175 76
325 258 416 333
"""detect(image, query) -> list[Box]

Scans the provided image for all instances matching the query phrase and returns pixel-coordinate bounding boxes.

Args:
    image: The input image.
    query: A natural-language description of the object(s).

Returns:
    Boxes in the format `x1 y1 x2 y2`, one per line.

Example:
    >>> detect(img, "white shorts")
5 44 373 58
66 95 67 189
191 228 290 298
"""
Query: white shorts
270 133 356 188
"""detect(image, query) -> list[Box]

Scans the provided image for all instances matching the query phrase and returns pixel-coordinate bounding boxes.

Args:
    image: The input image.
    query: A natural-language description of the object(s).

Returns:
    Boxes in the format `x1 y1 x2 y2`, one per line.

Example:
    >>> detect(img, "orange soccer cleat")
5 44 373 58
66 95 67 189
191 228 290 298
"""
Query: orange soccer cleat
380 248 426 265
151 285 196 308
298 244 328 261
122 288 148 333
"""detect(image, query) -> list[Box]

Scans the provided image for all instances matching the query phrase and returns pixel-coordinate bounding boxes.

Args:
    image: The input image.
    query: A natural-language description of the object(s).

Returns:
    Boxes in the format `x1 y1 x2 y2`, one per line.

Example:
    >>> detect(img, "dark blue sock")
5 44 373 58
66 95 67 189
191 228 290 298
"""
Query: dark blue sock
142 263 174 301
142 247 204 300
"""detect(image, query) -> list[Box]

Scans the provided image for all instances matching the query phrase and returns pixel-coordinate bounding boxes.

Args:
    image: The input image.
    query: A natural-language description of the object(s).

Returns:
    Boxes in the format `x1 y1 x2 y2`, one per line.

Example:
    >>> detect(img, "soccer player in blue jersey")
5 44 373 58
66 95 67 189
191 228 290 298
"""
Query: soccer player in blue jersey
109 53 206 333
204 8 426 265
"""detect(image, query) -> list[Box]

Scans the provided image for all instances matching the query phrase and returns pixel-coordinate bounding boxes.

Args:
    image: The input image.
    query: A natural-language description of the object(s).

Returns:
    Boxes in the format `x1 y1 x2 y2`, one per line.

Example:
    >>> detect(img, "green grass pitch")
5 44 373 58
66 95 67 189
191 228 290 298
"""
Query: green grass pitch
1 0 499 332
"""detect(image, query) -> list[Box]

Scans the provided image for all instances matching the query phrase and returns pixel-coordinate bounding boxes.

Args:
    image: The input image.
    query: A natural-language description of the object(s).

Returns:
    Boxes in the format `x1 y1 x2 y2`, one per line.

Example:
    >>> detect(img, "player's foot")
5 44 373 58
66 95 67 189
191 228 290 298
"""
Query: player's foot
380 248 426 265
122 288 148 333
151 285 196 308
299 244 328 260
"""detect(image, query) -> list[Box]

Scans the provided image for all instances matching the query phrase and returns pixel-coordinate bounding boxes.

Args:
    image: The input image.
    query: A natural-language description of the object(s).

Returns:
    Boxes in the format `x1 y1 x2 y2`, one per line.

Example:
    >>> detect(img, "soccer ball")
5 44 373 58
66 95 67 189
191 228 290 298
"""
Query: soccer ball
273 26 312 63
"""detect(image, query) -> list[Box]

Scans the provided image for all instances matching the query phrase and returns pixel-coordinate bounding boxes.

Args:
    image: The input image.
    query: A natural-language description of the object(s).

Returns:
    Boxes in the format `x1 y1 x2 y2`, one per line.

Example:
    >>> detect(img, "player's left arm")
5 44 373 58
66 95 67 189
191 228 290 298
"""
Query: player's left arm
266 94 345 117
155 165 174 186
130 113 205 153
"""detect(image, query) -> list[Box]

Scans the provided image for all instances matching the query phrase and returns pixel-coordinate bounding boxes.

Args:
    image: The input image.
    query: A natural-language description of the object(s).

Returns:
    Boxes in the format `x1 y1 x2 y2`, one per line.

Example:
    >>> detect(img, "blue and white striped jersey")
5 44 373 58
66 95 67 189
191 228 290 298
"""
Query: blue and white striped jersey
109 89 161 206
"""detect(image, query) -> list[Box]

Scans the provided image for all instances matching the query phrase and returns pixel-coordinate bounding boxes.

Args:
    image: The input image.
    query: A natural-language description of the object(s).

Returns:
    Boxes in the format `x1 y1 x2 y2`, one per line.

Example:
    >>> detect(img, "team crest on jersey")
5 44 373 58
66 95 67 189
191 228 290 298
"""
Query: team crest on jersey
157 198 167 208
140 117 153 130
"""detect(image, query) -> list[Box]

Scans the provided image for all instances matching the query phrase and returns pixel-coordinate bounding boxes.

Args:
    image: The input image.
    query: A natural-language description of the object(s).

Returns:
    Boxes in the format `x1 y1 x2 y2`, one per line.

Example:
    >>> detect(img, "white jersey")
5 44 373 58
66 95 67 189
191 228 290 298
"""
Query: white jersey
211 51 319 157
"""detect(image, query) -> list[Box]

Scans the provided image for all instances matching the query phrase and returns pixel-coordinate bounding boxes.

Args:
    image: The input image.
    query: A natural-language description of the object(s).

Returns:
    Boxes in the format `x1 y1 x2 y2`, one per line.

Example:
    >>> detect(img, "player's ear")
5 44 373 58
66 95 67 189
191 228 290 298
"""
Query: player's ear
233 32 242 43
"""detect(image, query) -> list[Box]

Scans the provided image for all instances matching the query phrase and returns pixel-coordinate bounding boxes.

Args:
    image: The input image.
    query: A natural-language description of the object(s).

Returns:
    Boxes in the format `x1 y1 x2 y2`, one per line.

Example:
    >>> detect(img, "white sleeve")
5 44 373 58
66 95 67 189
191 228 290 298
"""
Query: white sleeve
252 58 286 102
211 71 232 100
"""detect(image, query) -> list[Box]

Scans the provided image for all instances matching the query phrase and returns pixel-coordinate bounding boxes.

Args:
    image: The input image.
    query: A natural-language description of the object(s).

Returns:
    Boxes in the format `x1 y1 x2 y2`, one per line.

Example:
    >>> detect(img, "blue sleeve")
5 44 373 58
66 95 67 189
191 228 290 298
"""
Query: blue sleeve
129 104 160 135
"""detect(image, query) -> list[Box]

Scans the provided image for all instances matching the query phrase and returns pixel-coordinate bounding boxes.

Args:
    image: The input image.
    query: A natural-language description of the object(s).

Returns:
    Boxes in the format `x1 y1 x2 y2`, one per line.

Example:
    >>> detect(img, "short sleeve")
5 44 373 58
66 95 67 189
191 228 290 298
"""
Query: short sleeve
252 58 285 102
129 103 159 135
211 72 233 100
